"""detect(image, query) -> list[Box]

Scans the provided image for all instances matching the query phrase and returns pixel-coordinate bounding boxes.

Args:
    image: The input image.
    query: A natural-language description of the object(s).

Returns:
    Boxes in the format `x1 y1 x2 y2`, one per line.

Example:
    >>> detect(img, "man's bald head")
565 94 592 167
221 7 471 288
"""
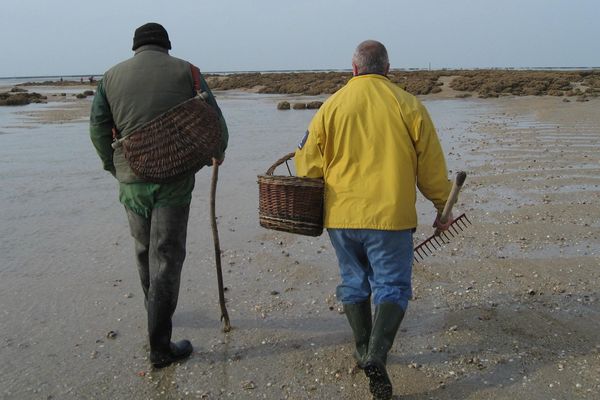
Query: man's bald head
352 40 390 76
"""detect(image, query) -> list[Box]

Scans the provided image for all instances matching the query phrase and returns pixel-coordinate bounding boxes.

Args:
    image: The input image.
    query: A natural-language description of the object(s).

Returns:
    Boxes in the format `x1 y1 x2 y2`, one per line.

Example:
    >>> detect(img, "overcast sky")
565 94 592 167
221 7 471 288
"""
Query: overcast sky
2 0 599 77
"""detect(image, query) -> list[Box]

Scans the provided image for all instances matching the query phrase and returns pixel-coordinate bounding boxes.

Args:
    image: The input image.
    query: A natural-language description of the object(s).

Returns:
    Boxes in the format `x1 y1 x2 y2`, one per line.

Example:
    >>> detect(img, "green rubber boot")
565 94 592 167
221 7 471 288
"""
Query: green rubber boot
363 302 405 400
343 301 372 368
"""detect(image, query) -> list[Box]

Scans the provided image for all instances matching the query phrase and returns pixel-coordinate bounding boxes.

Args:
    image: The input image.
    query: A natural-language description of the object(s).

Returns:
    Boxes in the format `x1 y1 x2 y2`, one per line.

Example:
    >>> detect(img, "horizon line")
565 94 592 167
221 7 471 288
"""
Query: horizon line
1 66 600 80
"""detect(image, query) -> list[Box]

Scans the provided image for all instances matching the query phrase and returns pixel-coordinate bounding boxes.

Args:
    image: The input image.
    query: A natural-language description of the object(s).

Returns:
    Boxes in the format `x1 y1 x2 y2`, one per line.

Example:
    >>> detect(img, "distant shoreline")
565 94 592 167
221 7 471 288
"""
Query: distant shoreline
2 66 600 80
2 69 599 99
204 69 600 99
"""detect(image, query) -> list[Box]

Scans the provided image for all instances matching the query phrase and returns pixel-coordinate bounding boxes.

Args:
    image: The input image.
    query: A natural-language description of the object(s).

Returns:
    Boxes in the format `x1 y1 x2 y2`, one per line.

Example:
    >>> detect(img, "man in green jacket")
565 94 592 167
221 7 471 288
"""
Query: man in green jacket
90 22 228 368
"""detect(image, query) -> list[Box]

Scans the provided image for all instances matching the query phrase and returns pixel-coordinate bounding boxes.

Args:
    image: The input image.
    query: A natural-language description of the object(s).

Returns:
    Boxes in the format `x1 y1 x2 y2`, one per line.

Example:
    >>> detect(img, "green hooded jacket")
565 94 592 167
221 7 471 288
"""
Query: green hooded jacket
90 45 228 217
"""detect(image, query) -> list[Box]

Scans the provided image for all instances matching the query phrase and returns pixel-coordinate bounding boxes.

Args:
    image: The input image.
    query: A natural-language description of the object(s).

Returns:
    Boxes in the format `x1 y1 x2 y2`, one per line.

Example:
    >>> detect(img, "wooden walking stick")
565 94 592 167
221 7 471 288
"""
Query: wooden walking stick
210 158 231 332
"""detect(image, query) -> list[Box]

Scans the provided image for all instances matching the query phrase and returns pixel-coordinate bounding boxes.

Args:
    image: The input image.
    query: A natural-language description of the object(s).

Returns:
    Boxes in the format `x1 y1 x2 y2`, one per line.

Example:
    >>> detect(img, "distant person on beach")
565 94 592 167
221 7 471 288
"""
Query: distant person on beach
295 40 452 399
89 22 228 368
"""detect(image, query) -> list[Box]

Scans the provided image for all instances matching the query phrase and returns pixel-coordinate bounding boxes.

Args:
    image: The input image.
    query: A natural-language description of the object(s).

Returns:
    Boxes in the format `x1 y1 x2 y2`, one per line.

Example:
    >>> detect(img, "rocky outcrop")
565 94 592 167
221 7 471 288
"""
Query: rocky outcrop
205 70 600 98
292 103 306 110
276 100 324 110
277 101 290 110
0 91 47 106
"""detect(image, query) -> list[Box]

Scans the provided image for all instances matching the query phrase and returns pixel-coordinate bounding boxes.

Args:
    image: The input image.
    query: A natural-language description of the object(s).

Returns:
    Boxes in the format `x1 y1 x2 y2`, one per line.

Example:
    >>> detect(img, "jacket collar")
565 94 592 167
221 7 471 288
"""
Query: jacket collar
134 45 169 55
350 73 389 82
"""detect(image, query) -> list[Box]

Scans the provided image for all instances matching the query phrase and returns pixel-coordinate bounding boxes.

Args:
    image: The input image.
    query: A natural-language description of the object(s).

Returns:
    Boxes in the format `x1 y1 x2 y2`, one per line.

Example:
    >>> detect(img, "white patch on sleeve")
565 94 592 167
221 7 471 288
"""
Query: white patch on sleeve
298 130 309 149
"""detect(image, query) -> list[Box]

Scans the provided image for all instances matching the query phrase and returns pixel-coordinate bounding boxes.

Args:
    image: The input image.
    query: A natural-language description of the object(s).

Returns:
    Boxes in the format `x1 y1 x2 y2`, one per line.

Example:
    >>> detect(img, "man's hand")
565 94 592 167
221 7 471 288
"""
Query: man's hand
433 212 454 232
212 155 225 166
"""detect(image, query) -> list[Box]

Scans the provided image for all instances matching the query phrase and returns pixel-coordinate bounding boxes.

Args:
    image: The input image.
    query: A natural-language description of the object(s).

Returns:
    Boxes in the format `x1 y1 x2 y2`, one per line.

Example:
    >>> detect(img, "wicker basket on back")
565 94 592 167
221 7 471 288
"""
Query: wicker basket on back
117 96 221 183
258 152 324 236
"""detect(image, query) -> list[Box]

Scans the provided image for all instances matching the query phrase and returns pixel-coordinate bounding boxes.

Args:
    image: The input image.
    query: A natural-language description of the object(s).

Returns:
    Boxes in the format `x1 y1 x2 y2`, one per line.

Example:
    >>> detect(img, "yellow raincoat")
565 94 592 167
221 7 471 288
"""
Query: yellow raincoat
295 74 451 230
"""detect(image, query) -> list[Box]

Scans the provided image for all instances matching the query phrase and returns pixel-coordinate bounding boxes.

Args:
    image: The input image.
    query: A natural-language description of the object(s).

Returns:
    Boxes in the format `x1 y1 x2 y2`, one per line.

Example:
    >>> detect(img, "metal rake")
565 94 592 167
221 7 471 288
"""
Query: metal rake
414 171 470 262
414 213 471 262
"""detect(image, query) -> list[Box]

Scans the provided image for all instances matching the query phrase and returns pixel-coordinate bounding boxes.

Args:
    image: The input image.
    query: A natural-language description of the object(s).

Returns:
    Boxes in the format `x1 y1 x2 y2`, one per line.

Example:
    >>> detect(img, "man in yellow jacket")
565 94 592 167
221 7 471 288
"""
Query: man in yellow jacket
295 40 452 400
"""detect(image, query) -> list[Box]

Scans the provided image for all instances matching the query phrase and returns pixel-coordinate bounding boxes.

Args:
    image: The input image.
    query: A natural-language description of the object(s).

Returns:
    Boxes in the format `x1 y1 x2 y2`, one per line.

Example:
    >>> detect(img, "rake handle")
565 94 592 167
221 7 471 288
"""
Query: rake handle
438 171 467 227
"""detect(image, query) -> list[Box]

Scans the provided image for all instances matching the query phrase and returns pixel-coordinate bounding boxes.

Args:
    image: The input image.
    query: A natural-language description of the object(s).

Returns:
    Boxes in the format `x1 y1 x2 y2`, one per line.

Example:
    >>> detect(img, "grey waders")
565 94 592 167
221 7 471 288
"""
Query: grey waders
363 302 405 400
126 205 193 368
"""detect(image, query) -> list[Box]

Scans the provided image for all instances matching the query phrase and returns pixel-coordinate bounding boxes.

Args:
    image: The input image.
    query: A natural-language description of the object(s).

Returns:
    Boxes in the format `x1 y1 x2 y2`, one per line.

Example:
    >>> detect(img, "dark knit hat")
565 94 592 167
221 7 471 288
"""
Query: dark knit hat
132 23 172 51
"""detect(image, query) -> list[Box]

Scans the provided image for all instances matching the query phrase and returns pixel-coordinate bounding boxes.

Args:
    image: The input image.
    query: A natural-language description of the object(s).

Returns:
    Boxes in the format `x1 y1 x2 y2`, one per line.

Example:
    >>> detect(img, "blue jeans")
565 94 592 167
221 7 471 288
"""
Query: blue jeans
328 229 413 311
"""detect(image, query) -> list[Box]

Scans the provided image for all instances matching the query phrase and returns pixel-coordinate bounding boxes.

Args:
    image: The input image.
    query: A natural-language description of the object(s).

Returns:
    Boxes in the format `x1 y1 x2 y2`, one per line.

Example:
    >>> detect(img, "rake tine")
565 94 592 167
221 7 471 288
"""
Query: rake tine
414 250 422 262
445 229 455 238
450 225 460 235
425 241 434 253
422 244 432 255
433 236 443 246
456 218 467 229
442 231 450 241
415 246 424 258
463 214 472 225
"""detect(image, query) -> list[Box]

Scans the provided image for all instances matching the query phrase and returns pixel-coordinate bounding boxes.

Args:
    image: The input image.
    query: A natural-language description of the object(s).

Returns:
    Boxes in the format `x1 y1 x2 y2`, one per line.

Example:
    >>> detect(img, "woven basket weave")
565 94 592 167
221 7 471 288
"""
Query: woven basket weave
258 152 324 236
120 96 221 183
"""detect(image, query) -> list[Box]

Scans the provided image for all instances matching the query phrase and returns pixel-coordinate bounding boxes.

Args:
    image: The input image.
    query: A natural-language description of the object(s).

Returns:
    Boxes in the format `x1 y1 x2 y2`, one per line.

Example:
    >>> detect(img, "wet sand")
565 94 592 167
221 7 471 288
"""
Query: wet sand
1 84 600 399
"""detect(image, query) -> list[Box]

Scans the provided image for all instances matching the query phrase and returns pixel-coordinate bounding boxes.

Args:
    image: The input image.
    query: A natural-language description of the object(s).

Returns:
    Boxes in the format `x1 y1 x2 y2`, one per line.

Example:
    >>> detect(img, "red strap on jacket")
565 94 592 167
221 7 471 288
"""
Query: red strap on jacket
190 64 201 92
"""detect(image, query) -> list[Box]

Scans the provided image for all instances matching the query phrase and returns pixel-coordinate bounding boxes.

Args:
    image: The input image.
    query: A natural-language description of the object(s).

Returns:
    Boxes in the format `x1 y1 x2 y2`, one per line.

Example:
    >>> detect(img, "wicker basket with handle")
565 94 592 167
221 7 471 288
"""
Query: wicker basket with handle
113 95 221 183
258 152 324 236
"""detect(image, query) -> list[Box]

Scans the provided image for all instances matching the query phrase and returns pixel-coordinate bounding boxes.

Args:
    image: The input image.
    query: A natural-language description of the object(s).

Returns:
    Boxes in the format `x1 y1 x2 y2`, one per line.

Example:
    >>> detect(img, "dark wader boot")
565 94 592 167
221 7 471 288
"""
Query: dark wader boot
126 209 150 309
343 301 372 368
126 205 193 368
364 302 405 400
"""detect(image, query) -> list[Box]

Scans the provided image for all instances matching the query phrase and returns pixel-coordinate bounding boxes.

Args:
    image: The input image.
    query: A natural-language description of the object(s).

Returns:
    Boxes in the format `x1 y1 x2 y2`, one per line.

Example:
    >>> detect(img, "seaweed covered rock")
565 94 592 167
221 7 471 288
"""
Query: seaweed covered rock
306 101 323 109
292 103 306 110
0 92 46 106
277 101 290 110
449 70 600 97
75 90 95 99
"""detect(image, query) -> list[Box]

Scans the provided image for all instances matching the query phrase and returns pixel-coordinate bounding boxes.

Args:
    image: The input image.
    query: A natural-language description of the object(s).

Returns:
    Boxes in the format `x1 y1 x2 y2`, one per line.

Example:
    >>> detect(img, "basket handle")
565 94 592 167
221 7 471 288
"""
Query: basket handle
266 152 295 176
